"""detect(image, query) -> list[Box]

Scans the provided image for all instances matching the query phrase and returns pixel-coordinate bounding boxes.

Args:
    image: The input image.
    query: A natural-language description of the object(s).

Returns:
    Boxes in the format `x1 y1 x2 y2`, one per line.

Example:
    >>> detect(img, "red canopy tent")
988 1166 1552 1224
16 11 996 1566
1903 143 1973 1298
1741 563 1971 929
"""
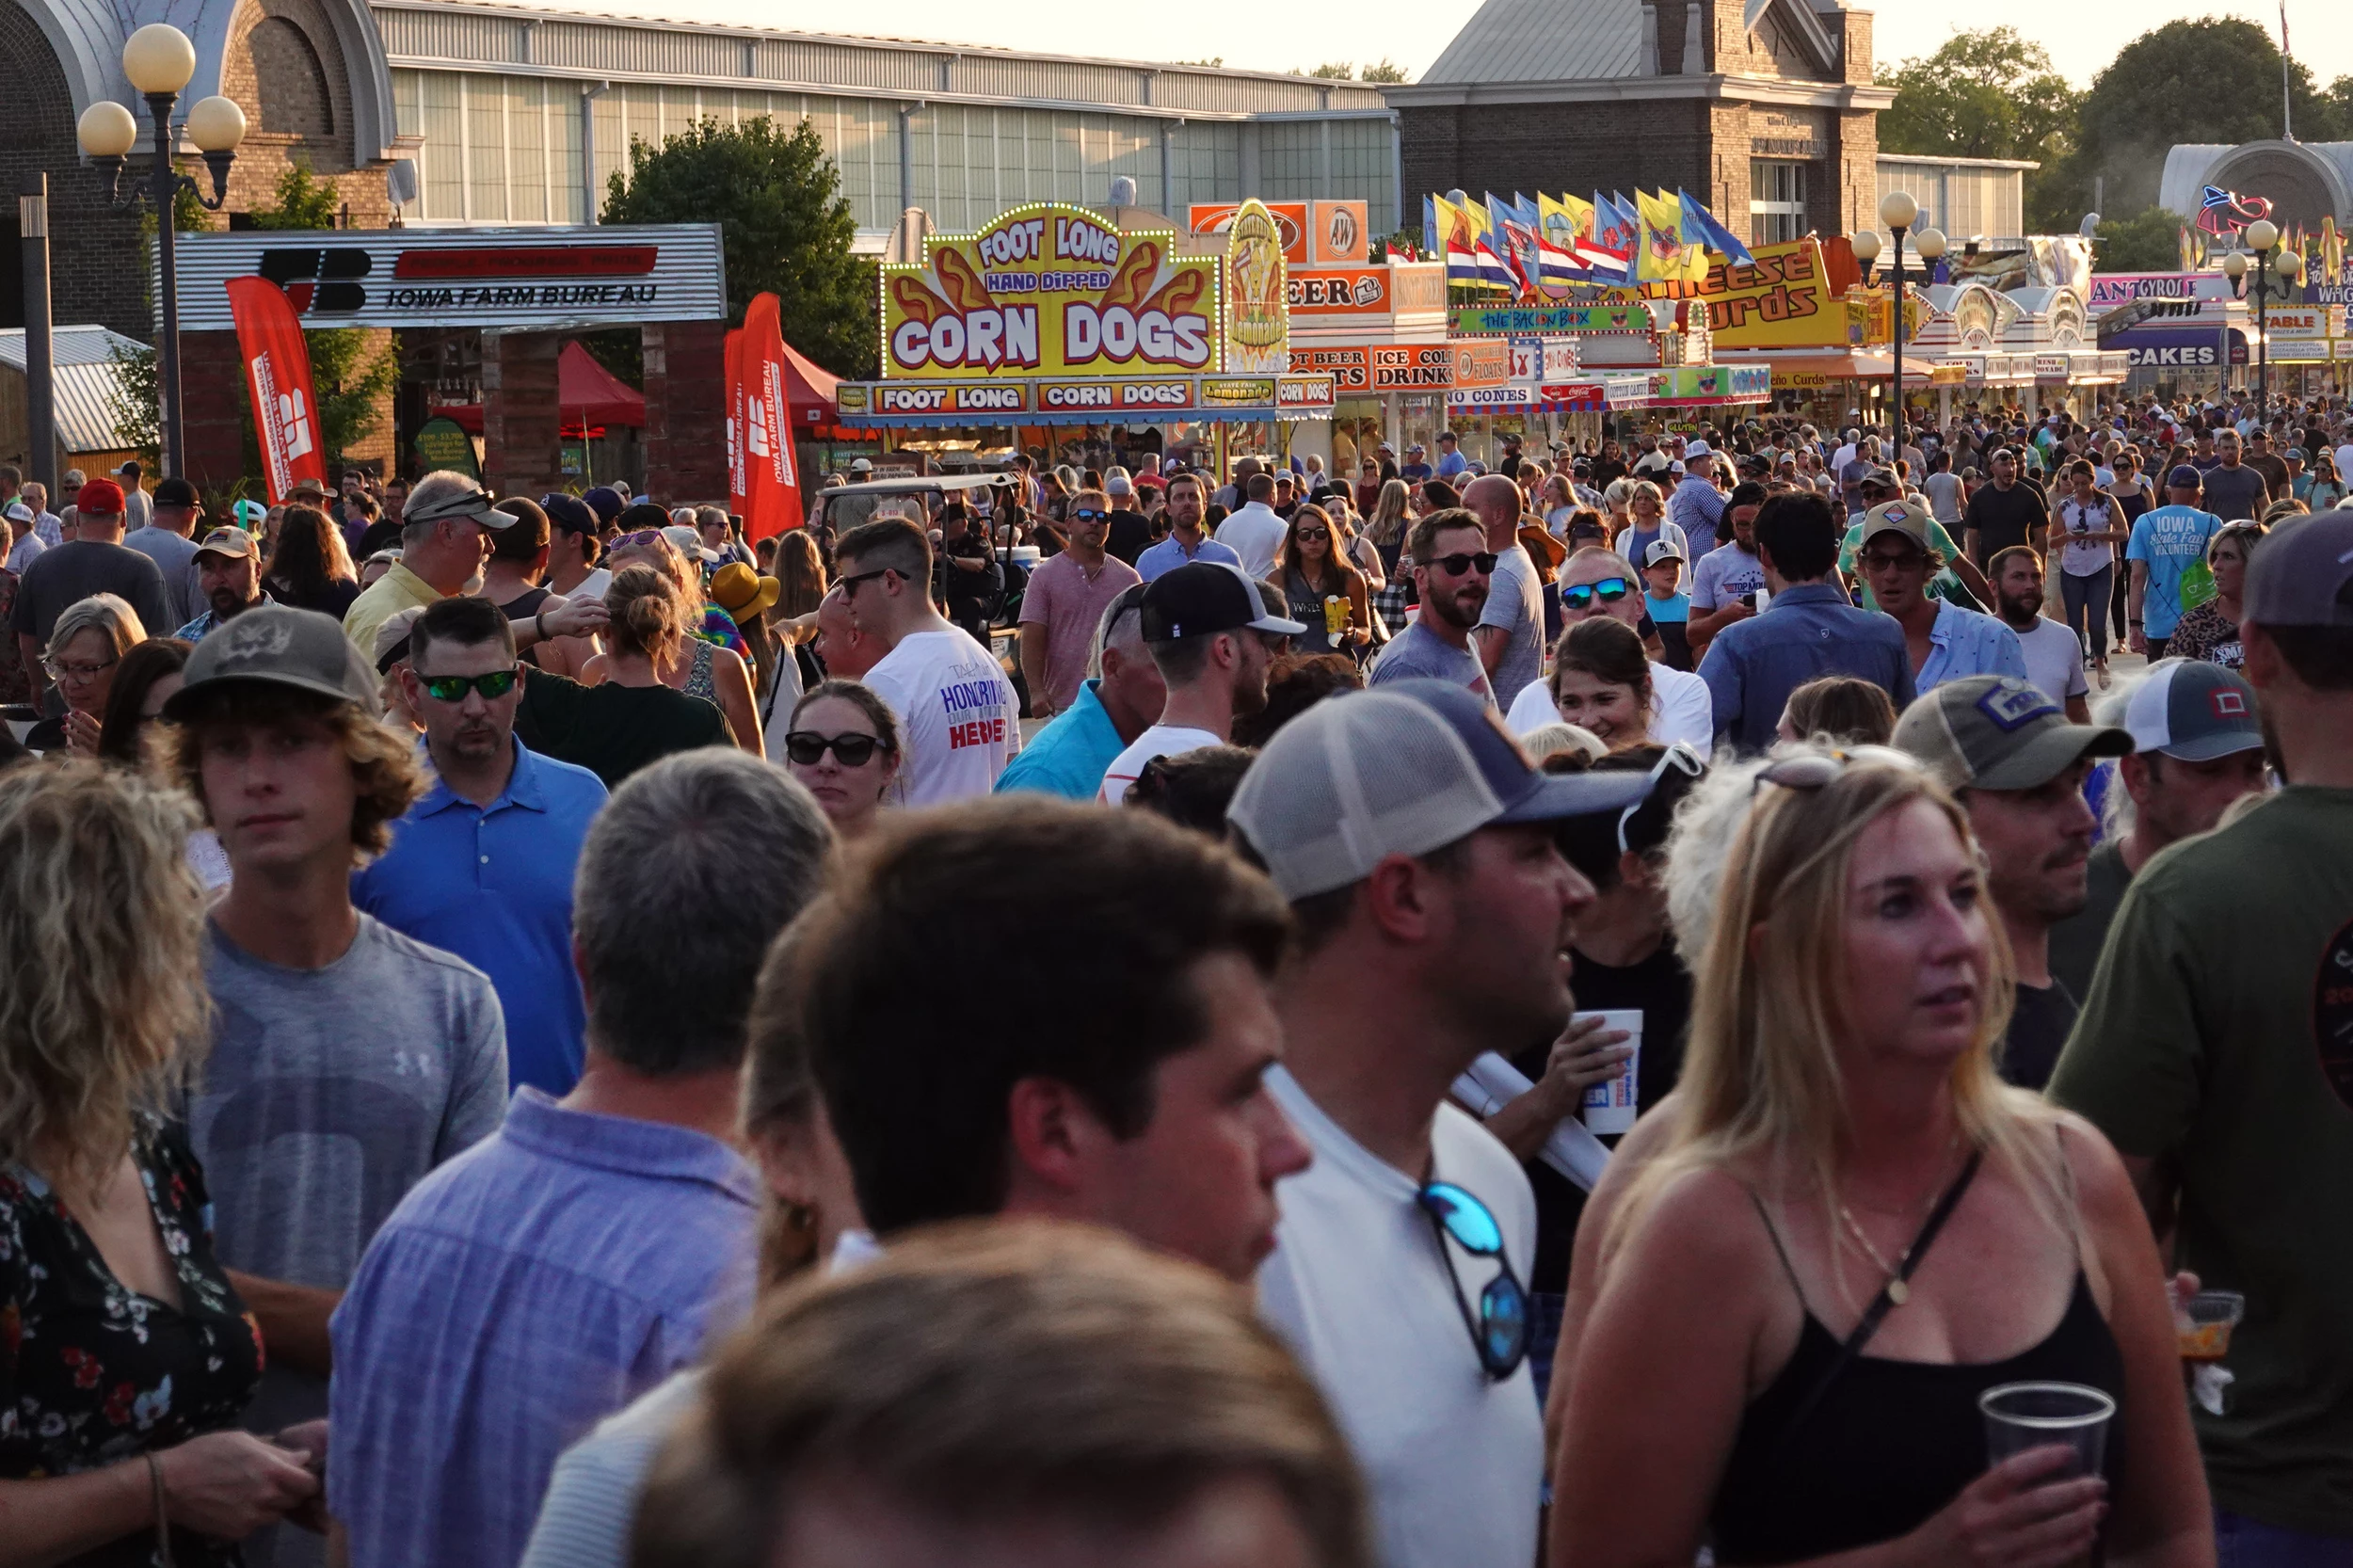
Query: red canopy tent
433 341 648 437
779 339 840 428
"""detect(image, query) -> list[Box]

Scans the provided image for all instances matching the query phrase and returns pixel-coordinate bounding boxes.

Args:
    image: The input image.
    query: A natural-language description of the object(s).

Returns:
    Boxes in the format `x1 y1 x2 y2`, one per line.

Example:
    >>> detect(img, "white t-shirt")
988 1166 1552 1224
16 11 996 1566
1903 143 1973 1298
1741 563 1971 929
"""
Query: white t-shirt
1214 502 1289 581
1506 659 1713 759
2013 615 2090 708
1097 723 1222 805
1689 542 1764 612
862 628 1021 805
2054 496 2115 578
1257 1067 1542 1568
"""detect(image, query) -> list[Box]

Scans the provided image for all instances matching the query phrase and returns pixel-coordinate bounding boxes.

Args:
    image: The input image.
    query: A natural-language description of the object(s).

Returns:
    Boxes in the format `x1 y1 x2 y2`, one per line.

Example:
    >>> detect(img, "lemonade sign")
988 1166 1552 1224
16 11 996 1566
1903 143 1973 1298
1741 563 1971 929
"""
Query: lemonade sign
882 201 1223 379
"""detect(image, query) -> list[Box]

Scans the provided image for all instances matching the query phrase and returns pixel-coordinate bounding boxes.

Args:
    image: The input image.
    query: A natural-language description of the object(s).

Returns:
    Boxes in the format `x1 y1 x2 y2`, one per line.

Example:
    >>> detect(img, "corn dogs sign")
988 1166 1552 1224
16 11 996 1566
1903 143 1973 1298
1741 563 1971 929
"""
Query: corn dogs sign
882 202 1224 379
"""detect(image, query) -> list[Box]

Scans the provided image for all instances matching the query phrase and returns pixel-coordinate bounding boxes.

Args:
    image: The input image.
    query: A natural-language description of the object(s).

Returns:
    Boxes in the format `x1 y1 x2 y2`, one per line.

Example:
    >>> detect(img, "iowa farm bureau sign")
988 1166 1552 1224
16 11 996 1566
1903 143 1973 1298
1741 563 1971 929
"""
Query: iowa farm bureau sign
164 226 728 330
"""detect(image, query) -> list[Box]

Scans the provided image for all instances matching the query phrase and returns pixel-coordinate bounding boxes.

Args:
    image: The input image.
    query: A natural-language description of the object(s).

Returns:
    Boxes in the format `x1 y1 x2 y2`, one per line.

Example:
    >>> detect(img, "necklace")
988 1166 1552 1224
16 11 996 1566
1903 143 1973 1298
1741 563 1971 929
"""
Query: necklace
1835 1136 1962 1308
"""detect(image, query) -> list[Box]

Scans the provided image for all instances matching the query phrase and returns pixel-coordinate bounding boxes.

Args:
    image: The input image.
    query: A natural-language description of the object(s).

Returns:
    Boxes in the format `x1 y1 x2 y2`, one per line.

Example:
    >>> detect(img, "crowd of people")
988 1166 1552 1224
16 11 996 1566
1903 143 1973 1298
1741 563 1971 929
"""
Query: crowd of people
0 383 2345 1568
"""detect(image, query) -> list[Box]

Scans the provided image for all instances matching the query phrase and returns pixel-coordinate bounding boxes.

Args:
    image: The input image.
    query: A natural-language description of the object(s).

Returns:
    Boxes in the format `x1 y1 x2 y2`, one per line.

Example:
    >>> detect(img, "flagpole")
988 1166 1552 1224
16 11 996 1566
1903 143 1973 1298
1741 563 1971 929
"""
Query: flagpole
2281 0 2294 139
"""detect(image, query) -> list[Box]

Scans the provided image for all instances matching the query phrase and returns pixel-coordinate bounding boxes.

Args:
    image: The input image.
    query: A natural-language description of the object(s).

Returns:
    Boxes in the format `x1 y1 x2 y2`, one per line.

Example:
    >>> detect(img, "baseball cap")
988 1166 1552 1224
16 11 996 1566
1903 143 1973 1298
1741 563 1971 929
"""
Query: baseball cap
1644 537 1685 567
2166 465 2202 489
1893 676 2133 792
193 526 258 563
404 477 511 530
231 499 269 532
152 477 200 508
581 486 626 524
75 477 125 514
2122 661 2263 760
1226 680 1654 900
540 493 599 535
1860 466 1901 489
849 457 874 474
1859 499 1932 552
3 504 29 524
1108 474 1134 496
116 460 142 479
1684 439 1711 458
163 605 381 718
663 523 719 565
616 502 671 532
2244 508 2353 627
1140 562 1306 641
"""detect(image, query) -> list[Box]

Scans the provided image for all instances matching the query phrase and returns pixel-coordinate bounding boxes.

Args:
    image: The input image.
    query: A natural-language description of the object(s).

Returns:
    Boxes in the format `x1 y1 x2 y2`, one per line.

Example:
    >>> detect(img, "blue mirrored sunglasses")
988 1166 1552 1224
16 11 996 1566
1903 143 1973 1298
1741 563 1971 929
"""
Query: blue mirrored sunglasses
1417 1180 1529 1380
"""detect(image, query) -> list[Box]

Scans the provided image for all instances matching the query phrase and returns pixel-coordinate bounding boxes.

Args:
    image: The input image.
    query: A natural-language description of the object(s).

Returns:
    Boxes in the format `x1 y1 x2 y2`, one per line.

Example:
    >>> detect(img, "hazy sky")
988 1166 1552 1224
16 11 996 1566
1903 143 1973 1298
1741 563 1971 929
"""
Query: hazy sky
530 0 2347 90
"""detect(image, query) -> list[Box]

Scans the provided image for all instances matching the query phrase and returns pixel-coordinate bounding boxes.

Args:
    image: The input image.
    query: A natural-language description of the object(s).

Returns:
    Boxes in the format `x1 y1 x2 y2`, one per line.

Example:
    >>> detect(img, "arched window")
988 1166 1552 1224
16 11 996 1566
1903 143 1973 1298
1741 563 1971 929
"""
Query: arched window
249 16 335 139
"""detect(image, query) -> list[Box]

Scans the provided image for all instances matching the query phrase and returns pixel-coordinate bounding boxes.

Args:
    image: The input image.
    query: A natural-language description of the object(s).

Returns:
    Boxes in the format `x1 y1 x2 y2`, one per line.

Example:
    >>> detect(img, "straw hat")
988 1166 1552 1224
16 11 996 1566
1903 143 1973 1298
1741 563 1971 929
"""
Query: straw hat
710 562 781 624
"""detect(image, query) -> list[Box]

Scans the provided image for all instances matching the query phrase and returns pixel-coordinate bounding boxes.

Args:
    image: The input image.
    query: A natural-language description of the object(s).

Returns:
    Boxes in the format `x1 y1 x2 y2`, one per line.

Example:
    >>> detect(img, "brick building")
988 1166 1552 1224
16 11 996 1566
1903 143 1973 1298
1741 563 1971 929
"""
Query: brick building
1387 0 1892 248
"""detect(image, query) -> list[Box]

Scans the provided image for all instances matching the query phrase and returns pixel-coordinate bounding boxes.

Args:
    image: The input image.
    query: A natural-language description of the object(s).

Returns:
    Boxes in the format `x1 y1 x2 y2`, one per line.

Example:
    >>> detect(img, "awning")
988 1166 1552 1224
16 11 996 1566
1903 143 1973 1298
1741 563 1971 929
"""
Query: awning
1714 349 1933 384
433 341 647 436
780 340 841 428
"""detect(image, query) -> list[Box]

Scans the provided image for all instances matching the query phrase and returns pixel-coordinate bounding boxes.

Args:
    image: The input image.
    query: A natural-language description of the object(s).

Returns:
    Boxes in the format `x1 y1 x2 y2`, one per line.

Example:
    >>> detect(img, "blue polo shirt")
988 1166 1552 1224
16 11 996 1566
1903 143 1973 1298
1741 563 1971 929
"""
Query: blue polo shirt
1916 598 2030 694
355 737 607 1095
1697 581 1914 754
1135 533 1242 582
994 679 1125 799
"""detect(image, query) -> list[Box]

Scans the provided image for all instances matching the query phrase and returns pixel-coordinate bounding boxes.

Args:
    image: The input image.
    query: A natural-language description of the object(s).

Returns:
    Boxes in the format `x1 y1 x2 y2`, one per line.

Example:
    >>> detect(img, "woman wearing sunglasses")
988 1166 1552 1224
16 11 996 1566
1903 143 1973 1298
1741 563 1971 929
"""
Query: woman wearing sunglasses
782 680 902 840
1550 749 2208 1568
1276 504 1372 660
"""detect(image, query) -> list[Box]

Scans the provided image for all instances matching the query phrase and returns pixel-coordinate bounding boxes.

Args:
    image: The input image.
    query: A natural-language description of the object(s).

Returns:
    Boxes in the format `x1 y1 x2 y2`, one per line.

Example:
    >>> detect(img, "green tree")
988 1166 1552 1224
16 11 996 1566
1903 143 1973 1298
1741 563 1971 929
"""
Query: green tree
245 159 397 468
1305 62 1354 79
601 116 876 379
1879 28 2081 233
1360 58 1407 84
105 184 217 466
2077 19 2348 219
2094 205 2186 272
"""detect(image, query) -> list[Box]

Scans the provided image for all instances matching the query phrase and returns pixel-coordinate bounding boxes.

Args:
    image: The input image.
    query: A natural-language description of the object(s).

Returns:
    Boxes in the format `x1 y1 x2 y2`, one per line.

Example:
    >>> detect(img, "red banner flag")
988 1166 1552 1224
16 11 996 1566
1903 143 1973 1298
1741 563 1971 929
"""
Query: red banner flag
225 277 329 504
724 327 747 522
738 293 804 539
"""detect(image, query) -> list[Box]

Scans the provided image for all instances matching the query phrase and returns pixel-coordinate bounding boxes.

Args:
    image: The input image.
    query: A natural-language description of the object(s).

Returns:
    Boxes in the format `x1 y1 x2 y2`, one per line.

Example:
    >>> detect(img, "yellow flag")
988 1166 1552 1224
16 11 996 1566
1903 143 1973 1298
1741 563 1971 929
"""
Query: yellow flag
1635 189 1688 284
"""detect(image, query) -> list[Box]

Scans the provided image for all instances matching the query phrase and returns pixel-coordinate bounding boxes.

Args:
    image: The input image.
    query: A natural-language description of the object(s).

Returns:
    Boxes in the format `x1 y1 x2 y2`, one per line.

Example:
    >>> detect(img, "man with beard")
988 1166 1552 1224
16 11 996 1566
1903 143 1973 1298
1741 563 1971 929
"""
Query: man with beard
356 595 608 1096
1894 674 2133 1089
1988 545 2092 721
1369 508 1497 707
1096 561 1303 803
174 526 275 639
1228 679 1649 1568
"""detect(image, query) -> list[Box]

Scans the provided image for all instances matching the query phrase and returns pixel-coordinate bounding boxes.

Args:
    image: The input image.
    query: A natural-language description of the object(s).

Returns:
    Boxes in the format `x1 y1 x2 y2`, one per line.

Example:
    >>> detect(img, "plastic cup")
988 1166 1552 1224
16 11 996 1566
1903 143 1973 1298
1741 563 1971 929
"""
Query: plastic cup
1576 1010 1642 1135
1980 1381 2115 1479
2175 1289 2245 1364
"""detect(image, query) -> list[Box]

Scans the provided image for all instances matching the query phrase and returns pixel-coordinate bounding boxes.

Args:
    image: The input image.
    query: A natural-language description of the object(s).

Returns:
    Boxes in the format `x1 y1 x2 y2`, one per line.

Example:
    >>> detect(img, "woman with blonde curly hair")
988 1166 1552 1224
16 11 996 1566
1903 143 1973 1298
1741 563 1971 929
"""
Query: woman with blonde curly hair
1550 749 2210 1568
0 763 321 1561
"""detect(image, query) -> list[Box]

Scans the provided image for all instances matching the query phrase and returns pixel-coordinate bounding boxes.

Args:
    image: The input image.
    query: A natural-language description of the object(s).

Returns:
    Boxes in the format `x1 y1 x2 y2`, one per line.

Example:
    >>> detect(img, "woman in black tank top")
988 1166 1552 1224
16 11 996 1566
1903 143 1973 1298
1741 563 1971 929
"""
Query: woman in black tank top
1548 751 2212 1568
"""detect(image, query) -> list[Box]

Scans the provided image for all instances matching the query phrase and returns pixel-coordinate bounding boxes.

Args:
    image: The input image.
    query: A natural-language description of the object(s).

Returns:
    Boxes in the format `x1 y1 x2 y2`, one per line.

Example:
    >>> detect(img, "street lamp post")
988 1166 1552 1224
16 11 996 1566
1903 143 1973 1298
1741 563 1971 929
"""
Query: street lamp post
1851 229 1881 421
75 24 246 480
2243 218 2280 413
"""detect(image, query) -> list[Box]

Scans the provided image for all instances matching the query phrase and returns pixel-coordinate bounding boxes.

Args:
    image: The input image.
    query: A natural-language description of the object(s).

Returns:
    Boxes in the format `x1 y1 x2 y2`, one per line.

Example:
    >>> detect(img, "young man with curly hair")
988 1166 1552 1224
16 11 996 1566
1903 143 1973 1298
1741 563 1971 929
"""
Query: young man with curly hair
165 605 509 1563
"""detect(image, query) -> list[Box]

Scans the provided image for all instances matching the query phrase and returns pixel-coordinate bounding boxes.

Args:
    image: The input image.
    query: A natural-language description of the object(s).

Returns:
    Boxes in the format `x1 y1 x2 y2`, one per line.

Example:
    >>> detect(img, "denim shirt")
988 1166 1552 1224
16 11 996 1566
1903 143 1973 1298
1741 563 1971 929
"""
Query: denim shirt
1697 581 1915 753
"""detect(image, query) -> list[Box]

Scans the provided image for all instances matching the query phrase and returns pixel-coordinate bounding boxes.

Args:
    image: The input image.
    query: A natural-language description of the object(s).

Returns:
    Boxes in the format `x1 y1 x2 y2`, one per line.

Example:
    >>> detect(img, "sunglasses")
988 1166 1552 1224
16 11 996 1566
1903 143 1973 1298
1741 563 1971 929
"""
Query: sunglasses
1417 1180 1529 1380
1561 577 1635 610
418 670 520 703
1296 527 1331 542
837 567 901 597
785 729 884 767
1752 745 1921 796
1617 742 1706 855
1427 551 1498 577
611 529 667 552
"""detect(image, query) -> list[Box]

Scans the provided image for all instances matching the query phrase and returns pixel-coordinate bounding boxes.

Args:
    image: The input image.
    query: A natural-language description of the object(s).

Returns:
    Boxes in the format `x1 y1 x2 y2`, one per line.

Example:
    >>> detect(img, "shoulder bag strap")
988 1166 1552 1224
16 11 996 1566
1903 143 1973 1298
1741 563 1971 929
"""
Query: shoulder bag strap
1773 1150 1984 1456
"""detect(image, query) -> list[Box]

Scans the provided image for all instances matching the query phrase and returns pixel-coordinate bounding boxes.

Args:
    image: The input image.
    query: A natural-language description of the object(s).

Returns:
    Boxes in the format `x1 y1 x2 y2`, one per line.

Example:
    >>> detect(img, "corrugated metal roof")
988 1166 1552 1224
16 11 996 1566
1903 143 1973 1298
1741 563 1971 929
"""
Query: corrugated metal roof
0 327 150 455
1418 0 1643 86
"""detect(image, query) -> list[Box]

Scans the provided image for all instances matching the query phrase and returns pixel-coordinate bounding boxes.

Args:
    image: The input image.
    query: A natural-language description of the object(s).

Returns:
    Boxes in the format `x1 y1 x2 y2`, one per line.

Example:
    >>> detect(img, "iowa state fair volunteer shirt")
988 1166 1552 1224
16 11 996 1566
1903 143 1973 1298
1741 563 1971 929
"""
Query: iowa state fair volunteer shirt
862 628 1022 804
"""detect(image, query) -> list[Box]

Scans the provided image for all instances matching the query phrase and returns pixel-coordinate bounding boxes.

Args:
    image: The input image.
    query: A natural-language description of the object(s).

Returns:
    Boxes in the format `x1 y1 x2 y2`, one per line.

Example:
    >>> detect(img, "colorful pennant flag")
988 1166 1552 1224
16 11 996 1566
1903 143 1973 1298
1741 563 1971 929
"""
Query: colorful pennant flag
1591 192 1637 283
1460 195 1515 292
1679 189 1757 267
1534 194 1589 295
1635 189 1689 283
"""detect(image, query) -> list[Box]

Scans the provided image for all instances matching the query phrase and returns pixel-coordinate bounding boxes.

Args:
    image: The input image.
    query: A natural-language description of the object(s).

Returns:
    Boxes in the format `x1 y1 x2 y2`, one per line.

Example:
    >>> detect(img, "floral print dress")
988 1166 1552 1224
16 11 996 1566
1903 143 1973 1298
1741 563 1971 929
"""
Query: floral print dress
0 1113 265 1567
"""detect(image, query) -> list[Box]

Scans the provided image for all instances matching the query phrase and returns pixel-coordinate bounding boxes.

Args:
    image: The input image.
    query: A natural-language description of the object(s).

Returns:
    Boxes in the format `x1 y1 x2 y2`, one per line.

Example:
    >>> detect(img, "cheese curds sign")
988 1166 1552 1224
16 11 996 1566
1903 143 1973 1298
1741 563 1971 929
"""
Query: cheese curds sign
882 202 1229 379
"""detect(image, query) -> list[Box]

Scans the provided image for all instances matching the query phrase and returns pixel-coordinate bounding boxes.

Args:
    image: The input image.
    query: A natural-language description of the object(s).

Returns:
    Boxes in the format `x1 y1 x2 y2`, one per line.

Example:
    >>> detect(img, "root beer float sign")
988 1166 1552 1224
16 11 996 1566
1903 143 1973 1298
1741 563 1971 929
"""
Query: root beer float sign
883 203 1223 378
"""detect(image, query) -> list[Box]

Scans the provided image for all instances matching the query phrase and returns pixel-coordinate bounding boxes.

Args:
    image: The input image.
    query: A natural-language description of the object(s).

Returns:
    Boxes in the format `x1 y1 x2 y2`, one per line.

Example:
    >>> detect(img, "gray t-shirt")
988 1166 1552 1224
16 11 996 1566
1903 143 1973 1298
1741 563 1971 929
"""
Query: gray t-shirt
1369 618 1497 708
123 525 201 628
2199 464 2269 523
190 913 508 1443
1475 543 1545 709
6 539 170 646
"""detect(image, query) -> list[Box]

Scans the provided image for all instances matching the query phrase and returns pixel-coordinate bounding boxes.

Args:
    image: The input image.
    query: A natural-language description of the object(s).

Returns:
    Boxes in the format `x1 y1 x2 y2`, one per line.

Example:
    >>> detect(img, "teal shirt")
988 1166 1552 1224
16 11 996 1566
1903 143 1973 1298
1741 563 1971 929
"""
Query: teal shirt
2127 505 2223 638
993 680 1123 800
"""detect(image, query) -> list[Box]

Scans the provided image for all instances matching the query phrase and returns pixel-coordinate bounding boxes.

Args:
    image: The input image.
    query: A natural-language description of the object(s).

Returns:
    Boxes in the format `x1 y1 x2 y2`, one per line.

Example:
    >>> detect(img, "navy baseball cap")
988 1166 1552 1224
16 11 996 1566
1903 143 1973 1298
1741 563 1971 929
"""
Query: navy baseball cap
581 486 626 525
2166 465 2202 489
1140 563 1306 641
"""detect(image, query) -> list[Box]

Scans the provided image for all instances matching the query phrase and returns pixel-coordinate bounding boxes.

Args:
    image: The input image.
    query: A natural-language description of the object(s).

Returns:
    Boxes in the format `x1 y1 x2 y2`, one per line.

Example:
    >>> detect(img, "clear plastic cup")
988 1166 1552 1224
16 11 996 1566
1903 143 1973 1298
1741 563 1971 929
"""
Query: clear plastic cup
1980 1381 2115 1479
2175 1289 2245 1364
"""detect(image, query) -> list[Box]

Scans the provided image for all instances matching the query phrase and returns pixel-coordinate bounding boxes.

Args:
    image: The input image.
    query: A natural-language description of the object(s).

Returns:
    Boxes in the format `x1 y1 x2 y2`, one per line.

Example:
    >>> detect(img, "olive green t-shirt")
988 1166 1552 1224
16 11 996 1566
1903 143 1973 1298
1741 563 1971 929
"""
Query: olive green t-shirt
2046 838 2133 1003
2047 787 2353 1536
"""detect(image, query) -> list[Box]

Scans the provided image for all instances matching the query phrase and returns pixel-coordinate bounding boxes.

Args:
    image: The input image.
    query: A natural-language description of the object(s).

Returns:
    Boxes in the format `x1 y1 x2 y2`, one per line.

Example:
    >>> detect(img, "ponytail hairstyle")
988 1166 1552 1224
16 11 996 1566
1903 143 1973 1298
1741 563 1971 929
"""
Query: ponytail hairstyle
607 564 684 661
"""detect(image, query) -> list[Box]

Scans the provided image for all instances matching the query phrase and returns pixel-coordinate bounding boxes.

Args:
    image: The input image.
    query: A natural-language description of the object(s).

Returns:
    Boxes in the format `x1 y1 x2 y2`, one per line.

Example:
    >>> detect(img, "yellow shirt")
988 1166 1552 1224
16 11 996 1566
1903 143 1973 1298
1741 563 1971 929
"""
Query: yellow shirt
343 561 442 664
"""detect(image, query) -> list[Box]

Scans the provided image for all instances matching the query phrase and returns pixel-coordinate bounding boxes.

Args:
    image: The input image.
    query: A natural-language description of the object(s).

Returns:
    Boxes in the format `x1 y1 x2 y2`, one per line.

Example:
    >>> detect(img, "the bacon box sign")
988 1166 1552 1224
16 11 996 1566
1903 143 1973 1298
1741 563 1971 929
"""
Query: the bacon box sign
882 202 1223 379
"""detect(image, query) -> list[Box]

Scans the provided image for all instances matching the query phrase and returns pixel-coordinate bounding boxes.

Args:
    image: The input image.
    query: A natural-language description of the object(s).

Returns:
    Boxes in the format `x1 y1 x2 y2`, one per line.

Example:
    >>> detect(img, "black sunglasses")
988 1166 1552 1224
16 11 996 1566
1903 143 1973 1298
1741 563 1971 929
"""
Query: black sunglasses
785 729 884 767
1427 551 1498 576
1561 577 1634 609
837 567 899 596
418 670 520 703
1296 527 1331 542
1417 1180 1529 1380
1070 508 1108 522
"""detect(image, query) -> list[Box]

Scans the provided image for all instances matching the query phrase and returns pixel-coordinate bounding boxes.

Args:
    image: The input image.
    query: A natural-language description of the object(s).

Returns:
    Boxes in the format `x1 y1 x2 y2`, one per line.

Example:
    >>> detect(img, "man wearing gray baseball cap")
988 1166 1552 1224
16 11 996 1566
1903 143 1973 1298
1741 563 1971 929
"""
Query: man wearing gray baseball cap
1230 678 1649 1568
1893 674 2133 1088
164 605 508 1482
2053 508 2353 1559
2047 661 2267 1000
